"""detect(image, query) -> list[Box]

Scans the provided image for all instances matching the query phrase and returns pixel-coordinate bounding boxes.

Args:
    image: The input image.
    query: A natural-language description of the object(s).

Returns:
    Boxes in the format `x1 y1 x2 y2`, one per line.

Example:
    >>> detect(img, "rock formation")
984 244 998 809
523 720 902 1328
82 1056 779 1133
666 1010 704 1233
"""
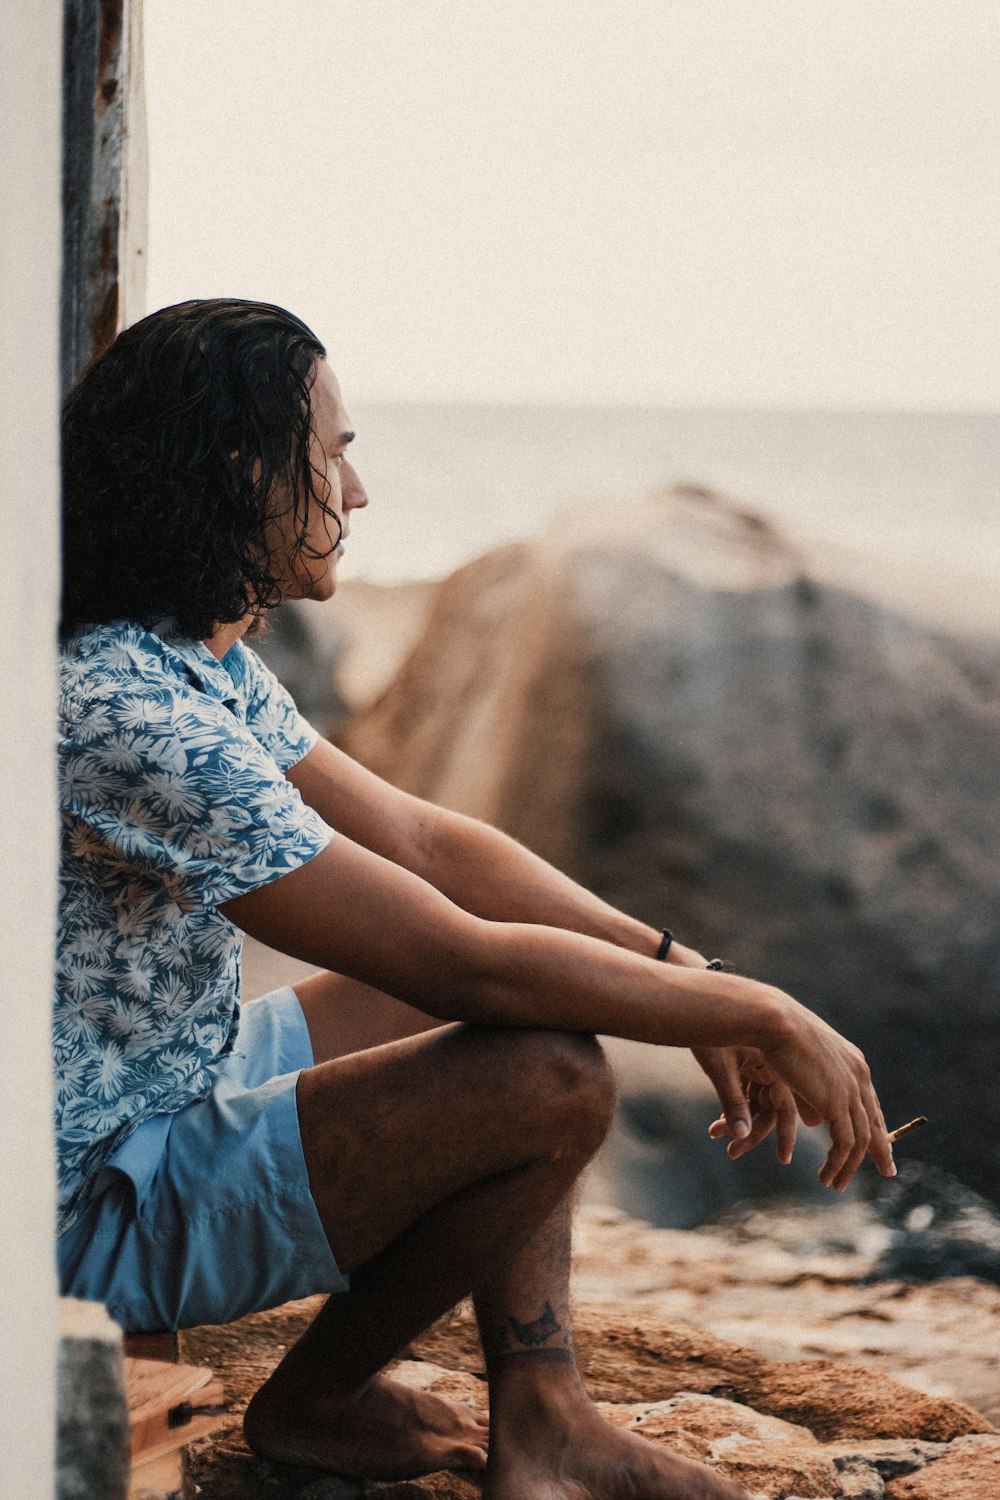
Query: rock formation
340 487 1000 1208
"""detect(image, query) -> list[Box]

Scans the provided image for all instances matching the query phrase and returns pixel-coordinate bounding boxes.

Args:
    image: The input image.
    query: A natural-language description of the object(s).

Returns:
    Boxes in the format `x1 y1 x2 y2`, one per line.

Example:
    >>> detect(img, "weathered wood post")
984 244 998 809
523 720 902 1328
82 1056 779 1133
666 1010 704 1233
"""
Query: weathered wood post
61 0 147 397
54 10 149 1494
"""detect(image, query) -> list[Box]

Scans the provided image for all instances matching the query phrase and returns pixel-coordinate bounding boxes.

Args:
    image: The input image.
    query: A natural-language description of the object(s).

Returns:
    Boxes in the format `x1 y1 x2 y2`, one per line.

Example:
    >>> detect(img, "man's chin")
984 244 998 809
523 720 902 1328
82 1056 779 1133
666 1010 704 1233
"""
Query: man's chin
309 573 338 602
292 569 337 603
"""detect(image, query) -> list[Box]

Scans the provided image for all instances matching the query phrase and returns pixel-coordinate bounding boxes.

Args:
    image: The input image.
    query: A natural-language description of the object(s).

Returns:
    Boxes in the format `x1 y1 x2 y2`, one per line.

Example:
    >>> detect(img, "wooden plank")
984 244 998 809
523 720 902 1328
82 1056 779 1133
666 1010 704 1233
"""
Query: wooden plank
125 1355 227 1464
128 1447 183 1498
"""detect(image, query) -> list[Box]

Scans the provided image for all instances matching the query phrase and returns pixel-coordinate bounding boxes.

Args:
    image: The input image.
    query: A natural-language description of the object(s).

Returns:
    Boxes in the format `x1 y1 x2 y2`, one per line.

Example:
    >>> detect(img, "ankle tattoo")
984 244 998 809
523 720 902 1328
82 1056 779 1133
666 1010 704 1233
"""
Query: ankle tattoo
490 1346 576 1367
509 1300 562 1348
484 1300 575 1367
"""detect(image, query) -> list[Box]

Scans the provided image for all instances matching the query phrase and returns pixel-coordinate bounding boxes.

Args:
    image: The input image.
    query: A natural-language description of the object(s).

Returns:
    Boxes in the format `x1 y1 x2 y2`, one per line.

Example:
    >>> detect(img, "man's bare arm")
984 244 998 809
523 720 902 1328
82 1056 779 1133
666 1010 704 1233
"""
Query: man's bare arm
290 738 779 1146
218 833 895 1190
288 738 694 963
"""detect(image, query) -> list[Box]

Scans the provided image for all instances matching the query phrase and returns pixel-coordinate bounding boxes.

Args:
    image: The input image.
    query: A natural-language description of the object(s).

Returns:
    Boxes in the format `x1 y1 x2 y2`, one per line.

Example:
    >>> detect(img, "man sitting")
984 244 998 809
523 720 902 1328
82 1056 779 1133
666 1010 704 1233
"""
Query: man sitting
56 298 895 1500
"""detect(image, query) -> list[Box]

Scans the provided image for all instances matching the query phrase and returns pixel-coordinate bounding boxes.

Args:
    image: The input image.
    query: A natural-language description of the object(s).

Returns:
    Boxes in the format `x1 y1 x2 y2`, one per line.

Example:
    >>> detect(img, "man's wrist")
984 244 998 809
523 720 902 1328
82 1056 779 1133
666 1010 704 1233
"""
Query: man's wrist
663 937 712 969
746 981 796 1050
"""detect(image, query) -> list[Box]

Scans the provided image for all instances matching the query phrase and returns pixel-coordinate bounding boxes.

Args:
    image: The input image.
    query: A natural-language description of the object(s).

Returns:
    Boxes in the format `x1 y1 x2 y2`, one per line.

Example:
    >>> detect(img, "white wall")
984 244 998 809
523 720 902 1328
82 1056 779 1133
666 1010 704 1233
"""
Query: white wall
0 4 63 1495
122 0 149 328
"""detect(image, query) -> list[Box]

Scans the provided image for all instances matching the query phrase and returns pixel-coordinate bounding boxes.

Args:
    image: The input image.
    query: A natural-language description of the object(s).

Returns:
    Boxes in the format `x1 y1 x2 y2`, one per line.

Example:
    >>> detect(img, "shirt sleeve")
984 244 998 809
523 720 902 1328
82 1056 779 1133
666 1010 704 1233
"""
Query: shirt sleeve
231 639 319 771
60 680 334 911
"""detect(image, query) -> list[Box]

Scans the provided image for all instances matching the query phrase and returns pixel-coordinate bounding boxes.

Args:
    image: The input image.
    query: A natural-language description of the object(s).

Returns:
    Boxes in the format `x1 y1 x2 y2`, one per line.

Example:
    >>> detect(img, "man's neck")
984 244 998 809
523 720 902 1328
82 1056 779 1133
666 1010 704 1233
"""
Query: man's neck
203 615 255 660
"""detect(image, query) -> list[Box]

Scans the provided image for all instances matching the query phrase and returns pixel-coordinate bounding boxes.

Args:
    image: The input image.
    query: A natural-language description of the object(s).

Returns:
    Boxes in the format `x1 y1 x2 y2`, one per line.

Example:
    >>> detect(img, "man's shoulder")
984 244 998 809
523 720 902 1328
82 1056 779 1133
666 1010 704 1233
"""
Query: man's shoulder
58 623 225 734
61 621 177 680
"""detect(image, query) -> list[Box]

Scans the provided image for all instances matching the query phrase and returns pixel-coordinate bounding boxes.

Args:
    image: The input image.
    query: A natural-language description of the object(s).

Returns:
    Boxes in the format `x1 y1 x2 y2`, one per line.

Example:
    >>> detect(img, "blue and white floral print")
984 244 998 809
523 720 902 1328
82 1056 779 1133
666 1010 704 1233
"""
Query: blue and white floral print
55 624 334 1233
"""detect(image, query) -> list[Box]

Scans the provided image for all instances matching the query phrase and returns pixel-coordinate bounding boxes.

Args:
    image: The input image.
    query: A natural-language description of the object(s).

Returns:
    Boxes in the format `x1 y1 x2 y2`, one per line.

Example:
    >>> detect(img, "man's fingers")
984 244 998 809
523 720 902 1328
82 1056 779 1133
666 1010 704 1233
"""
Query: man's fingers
793 1092 824 1128
831 1101 872 1192
715 1056 752 1140
728 1102 777 1159
699 1050 752 1141
819 1107 855 1188
709 1110 752 1142
761 1010 894 1185
864 1086 896 1178
773 1084 799 1165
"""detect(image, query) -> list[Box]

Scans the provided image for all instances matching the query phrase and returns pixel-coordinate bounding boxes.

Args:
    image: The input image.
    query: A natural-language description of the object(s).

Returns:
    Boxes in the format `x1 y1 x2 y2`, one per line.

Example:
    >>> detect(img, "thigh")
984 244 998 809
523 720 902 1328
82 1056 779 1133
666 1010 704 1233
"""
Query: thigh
295 1023 611 1271
293 968 446 1063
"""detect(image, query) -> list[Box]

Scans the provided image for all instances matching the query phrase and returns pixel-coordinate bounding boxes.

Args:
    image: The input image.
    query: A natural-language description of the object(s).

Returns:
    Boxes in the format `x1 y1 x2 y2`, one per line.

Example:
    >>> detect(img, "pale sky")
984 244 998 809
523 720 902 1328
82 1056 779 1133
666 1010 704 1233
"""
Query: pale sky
144 0 999 409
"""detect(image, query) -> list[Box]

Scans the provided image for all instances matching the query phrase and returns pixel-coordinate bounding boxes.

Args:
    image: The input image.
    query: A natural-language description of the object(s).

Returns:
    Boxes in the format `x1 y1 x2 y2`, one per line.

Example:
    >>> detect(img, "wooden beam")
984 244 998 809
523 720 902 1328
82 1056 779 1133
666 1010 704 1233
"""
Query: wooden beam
61 0 146 398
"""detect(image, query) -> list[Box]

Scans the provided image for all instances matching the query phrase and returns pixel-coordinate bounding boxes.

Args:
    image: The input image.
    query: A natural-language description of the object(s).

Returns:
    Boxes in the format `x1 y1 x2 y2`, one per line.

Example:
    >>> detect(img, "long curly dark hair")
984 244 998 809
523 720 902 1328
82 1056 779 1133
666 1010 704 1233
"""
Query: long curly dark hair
61 298 338 641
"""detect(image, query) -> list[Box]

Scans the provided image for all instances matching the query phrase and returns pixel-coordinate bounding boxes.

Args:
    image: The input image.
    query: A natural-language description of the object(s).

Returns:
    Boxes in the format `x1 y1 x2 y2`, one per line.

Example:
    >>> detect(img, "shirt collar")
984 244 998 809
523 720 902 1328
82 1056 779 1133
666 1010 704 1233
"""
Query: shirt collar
151 626 245 708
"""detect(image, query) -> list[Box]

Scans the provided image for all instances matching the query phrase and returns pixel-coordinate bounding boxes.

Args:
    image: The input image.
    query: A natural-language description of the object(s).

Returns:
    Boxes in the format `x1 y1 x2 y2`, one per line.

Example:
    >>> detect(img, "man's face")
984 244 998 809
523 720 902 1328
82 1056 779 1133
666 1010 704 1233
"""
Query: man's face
268 358 368 602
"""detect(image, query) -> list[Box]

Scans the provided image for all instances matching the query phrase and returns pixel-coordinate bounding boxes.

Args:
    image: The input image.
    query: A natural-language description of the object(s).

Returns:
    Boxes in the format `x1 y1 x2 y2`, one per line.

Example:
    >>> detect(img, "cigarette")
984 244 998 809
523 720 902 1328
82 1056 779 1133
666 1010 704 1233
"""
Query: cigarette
887 1116 927 1143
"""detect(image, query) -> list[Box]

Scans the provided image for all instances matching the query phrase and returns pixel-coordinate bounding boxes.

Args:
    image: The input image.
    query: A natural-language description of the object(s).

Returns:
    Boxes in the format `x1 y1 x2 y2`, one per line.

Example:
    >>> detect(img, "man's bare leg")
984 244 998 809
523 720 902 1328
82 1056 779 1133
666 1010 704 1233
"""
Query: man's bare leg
244 985 615 1478
246 974 748 1496
474 1196 750 1500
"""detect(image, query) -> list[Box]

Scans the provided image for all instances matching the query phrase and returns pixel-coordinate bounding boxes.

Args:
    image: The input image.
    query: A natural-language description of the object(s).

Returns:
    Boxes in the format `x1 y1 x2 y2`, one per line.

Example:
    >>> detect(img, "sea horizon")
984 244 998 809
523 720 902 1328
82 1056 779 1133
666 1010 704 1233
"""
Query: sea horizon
339 399 999 591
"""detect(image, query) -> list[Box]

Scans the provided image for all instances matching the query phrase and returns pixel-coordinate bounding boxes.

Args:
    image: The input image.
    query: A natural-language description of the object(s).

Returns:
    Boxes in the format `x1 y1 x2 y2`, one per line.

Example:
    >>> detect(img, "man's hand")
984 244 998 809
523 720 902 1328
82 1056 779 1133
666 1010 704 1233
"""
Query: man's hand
695 1046 818 1164
672 947 802 1163
679 940 894 1190
698 991 896 1193
668 947 796 1162
754 1001 895 1191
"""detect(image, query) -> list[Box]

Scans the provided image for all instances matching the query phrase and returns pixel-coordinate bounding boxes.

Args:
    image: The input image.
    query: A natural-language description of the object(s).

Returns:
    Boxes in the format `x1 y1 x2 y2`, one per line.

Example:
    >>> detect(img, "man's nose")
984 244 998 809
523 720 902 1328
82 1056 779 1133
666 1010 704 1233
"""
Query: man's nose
343 463 369 510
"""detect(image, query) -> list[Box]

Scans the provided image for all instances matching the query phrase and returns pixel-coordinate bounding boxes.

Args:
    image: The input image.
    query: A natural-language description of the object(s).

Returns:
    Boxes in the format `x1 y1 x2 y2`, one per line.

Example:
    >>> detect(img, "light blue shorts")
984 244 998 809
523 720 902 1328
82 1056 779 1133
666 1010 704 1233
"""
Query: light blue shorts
57 987 349 1333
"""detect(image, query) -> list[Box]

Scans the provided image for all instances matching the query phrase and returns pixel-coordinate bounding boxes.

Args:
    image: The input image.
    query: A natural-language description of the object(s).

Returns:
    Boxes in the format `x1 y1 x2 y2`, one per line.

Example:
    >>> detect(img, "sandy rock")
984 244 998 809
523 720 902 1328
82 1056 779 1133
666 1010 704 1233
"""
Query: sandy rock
341 486 1000 1209
822 1438 948 1478
600 1390 817 1444
600 1392 843 1497
177 1208 998 1499
703 1441 840 1498
834 1467 889 1500
723 1359 980 1445
883 1436 1000 1498
568 1202 1000 1427
410 1306 988 1443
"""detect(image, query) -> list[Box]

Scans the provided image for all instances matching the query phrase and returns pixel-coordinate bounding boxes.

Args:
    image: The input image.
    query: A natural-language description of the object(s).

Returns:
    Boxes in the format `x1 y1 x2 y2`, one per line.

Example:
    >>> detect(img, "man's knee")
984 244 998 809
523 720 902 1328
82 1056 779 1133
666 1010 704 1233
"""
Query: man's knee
471 1026 616 1155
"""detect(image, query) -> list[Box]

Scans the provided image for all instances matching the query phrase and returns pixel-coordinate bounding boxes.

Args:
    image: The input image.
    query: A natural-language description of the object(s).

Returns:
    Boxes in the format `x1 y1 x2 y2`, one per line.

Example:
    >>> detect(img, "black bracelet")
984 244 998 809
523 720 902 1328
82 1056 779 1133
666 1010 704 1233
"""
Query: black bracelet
656 929 673 961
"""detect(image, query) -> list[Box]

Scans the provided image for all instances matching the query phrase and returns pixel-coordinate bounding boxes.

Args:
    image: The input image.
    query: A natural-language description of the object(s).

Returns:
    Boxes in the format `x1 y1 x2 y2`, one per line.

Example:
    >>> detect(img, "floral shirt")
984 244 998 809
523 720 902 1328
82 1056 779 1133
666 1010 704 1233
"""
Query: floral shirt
55 623 334 1233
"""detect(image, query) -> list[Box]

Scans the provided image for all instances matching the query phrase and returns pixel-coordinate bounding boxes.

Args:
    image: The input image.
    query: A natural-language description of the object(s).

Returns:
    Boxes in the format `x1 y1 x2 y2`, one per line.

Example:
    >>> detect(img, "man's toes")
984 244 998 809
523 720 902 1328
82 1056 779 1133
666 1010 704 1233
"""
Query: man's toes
453 1441 488 1470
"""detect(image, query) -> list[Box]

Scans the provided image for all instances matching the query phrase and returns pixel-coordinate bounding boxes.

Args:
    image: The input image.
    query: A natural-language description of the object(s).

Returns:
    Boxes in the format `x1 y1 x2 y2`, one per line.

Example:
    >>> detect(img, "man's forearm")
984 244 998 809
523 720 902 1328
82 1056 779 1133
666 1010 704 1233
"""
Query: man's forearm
449 919 785 1050
424 806 664 958
288 738 699 966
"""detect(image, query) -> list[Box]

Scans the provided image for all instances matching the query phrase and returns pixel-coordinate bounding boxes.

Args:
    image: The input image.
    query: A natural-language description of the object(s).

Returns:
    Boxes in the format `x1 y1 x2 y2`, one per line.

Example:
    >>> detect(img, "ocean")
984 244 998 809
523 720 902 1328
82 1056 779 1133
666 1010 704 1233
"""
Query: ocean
342 402 999 589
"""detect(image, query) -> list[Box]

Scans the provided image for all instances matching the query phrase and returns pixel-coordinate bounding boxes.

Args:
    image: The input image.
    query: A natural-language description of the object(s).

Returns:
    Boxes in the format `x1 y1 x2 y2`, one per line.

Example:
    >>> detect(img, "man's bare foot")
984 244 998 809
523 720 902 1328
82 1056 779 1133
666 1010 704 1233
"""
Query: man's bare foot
485 1370 750 1500
243 1372 489 1479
